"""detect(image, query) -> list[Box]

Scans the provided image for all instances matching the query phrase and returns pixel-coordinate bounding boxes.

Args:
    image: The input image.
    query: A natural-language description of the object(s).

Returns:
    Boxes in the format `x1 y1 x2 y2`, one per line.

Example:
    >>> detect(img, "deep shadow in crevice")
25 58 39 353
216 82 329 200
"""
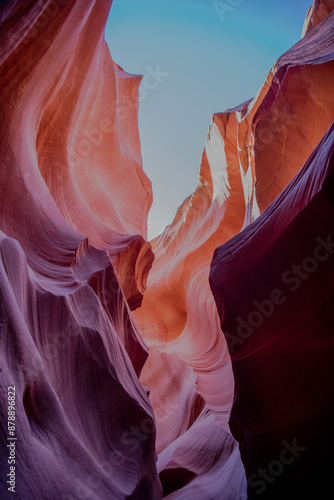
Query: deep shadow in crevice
159 467 197 497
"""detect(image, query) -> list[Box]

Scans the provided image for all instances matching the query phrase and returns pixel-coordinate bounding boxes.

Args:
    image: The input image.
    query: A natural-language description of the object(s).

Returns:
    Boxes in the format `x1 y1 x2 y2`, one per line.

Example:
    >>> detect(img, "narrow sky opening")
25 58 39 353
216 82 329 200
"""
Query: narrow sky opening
105 0 312 240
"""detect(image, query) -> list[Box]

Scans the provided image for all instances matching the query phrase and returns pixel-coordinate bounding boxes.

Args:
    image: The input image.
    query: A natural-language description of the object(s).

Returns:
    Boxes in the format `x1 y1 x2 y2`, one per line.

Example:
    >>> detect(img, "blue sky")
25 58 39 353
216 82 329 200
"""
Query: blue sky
105 0 312 239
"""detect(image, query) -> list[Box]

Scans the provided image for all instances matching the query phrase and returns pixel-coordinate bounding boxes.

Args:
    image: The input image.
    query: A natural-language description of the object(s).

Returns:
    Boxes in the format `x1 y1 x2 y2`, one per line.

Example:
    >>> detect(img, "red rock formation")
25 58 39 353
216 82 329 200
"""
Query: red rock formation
254 11 334 212
208 5 334 499
0 1 159 498
1 0 334 499
302 0 334 36
210 122 334 499
0 0 153 301
134 3 334 497
133 2 334 439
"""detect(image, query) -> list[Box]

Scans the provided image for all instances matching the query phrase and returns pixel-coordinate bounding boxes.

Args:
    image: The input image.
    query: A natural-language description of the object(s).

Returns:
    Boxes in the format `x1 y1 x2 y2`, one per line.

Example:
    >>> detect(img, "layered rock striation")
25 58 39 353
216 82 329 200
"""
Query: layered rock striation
0 1 159 498
1 0 334 499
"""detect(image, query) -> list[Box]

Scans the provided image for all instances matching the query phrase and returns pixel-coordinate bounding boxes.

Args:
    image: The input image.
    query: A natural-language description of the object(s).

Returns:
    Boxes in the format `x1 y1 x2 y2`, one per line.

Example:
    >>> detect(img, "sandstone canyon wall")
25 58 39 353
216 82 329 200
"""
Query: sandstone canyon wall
0 1 334 499
0 1 160 498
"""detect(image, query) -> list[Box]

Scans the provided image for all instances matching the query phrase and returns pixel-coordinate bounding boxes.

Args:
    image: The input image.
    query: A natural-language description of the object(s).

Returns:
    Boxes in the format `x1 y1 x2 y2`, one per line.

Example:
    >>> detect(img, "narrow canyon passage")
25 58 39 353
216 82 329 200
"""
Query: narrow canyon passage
0 1 334 499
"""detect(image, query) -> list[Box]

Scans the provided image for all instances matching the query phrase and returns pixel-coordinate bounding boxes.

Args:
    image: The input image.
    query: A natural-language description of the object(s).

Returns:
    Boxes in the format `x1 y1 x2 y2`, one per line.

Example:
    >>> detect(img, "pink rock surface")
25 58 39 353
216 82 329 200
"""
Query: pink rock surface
0 232 161 499
0 0 153 297
0 1 159 498
1 0 334 499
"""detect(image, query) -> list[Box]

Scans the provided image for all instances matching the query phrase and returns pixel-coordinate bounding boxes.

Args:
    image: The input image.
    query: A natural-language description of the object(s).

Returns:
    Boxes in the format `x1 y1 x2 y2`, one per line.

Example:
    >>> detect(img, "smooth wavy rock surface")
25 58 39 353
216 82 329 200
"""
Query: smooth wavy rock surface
1 0 334 499
0 0 153 301
0 0 160 498
0 231 161 499
210 122 334 499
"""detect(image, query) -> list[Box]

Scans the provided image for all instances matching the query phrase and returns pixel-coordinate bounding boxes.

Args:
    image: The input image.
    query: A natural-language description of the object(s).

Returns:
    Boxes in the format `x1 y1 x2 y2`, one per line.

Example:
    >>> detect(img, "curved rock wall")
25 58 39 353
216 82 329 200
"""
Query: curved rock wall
1 1 334 499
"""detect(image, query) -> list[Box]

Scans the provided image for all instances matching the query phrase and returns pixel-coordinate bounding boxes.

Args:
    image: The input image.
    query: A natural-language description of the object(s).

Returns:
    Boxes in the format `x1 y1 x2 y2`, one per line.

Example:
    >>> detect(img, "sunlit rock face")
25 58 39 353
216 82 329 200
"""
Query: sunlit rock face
0 0 334 499
253 10 334 213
